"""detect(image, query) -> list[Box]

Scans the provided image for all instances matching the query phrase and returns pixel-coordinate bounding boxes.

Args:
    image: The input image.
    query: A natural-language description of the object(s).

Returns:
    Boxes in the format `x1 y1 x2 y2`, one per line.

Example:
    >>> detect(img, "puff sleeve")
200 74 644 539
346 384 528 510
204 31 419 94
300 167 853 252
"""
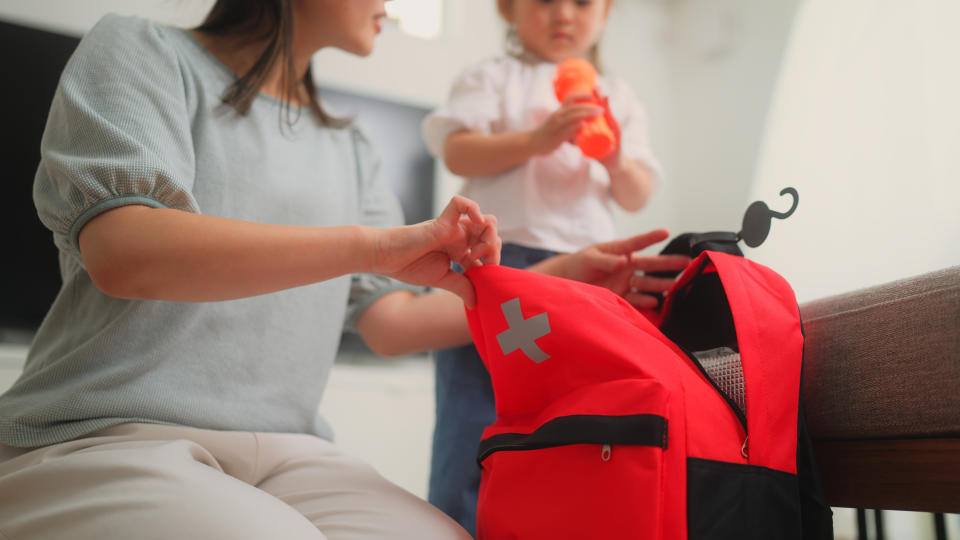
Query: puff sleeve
33 15 198 262
421 60 504 158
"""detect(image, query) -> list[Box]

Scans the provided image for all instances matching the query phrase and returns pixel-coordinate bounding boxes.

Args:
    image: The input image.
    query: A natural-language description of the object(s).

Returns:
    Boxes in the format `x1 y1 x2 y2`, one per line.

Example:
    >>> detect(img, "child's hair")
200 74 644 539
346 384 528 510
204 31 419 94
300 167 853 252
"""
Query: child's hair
195 0 348 127
496 0 607 71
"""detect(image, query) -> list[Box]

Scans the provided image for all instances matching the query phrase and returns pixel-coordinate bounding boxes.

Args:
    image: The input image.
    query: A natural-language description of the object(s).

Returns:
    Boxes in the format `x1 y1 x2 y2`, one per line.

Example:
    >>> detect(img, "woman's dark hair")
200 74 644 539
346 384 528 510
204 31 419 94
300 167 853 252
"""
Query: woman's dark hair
195 0 347 127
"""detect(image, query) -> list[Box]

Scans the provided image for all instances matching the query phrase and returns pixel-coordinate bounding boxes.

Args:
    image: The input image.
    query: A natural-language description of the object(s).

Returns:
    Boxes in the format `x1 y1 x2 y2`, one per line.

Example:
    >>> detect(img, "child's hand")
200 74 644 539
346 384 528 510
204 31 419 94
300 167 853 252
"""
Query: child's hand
551 229 690 309
370 196 501 308
594 91 625 170
530 94 604 156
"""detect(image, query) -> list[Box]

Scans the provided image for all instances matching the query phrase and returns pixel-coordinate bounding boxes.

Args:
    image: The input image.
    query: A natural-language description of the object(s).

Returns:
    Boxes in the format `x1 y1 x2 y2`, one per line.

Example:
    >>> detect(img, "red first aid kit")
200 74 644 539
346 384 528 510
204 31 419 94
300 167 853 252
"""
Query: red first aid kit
465 251 832 540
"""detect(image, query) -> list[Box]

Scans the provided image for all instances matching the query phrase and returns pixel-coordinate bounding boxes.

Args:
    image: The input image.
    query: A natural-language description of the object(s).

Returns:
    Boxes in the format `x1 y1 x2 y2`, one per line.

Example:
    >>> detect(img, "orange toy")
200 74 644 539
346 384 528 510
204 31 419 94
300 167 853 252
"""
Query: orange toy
553 58 617 160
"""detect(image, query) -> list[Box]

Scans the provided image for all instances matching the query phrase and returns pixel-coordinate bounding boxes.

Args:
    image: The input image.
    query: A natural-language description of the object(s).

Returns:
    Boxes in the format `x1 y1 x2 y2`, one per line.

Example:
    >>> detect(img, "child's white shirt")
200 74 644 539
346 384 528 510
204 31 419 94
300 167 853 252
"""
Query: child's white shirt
422 55 663 253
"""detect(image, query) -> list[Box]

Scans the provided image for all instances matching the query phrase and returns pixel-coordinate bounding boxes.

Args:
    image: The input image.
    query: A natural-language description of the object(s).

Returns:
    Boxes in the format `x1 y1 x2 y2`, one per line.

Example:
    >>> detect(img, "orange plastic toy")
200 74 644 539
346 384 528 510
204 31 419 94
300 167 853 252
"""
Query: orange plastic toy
553 58 617 160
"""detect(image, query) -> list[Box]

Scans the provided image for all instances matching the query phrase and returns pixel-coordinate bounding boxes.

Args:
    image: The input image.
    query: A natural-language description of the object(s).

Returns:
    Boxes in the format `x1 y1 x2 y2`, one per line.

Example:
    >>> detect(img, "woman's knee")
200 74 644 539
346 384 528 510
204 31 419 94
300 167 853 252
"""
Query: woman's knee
0 438 325 540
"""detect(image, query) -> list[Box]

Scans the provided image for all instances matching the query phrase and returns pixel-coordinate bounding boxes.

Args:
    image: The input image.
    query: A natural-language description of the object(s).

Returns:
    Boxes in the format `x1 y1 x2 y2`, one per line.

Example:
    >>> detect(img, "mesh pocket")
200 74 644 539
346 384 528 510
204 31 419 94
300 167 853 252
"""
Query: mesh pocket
693 347 745 418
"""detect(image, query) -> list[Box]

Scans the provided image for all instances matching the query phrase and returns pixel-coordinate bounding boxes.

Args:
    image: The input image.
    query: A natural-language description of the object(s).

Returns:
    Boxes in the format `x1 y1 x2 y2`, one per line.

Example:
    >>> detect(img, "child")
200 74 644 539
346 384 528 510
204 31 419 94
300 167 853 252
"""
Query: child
422 0 664 534
0 1 685 537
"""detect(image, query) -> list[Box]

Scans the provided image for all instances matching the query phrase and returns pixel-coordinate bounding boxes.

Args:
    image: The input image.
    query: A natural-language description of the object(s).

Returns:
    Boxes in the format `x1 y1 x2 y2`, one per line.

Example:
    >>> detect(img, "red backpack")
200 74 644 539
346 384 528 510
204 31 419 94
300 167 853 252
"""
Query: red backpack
464 251 832 539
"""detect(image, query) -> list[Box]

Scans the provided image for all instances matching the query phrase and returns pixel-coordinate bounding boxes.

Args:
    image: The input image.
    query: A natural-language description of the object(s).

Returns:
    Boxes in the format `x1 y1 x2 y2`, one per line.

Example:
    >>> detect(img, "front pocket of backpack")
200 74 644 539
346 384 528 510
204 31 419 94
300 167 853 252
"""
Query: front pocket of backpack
476 379 669 540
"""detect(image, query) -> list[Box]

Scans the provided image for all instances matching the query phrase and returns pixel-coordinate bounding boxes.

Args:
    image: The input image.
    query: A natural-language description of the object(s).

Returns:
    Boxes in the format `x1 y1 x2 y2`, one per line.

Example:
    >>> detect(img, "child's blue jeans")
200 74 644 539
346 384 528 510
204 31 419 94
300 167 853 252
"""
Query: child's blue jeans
428 242 558 537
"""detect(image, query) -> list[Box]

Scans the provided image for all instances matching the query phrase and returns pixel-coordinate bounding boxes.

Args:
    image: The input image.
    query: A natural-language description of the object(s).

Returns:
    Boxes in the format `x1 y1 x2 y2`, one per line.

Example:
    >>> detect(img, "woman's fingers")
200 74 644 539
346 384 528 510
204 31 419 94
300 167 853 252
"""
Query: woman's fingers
435 195 489 258
434 270 477 309
474 214 501 265
439 195 485 228
430 197 500 306
449 211 500 271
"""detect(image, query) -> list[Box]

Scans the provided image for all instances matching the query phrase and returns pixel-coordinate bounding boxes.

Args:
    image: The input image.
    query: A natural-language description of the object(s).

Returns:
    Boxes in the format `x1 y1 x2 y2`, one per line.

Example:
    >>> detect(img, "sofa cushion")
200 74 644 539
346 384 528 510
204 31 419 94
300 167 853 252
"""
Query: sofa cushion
800 265 960 440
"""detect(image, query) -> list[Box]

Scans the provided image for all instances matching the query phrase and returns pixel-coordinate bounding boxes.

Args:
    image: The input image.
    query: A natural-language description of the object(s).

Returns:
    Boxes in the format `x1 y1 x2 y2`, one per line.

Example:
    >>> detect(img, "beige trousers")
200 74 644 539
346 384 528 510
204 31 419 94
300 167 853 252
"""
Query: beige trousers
0 423 471 540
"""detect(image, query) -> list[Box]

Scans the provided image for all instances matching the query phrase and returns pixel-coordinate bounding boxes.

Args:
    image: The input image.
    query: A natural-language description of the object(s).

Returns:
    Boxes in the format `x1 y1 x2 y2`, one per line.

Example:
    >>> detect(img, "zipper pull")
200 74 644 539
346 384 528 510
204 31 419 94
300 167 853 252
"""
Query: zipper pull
601 444 612 462
741 436 749 459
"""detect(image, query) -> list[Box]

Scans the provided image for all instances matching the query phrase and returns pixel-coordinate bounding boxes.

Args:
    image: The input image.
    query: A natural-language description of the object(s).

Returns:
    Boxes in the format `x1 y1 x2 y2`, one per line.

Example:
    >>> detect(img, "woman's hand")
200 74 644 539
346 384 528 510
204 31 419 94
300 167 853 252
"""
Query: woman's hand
529 94 604 156
532 229 690 309
370 195 500 308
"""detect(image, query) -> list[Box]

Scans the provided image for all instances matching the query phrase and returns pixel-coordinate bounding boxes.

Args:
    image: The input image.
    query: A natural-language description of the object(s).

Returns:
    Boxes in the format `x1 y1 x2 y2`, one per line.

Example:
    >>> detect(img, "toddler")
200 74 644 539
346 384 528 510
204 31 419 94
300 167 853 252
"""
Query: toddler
422 0 664 535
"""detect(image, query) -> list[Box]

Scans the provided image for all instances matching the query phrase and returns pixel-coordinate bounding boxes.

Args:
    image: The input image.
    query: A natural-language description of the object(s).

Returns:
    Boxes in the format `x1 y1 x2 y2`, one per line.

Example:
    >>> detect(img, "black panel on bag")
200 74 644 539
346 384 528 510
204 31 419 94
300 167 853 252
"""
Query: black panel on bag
687 457 801 540
660 270 738 354
796 318 835 539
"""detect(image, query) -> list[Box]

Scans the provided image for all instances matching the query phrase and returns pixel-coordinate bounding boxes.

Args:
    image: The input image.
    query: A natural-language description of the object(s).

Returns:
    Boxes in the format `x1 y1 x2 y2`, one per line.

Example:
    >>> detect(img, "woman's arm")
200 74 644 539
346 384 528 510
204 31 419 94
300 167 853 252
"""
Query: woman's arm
79 205 370 302
356 229 691 356
78 196 498 306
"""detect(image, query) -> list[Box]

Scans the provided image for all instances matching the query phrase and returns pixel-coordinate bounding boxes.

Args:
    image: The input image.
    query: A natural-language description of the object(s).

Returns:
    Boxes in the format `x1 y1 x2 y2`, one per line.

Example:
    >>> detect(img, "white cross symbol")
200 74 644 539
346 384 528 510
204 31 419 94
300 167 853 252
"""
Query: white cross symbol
496 297 551 364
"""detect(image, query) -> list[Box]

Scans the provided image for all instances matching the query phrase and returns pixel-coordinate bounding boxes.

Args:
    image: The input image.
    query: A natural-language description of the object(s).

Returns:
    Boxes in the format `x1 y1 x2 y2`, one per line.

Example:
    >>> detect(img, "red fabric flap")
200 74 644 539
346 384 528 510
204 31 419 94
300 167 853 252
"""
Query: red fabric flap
709 251 803 474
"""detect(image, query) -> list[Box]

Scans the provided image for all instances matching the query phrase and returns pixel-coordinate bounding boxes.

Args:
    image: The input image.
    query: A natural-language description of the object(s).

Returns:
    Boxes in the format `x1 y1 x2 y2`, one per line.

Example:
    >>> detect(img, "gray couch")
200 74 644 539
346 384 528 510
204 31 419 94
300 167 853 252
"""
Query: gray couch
800 265 960 513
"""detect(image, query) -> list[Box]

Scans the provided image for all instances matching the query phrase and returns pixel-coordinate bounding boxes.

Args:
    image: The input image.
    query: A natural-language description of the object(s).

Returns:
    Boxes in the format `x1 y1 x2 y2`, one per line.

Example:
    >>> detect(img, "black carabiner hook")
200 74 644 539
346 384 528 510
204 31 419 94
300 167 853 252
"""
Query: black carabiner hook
769 187 799 219
738 187 799 248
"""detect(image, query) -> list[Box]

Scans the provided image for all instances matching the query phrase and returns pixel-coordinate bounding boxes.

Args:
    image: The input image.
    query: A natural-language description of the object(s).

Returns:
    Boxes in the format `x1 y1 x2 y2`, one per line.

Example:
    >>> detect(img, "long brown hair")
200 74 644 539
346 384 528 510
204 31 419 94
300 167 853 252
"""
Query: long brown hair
195 0 347 127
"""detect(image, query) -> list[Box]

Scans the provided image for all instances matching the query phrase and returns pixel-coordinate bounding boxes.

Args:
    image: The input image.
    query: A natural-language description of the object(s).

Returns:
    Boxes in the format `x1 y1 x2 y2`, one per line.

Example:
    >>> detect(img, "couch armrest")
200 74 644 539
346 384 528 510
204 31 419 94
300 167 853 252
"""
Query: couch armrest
799 265 960 512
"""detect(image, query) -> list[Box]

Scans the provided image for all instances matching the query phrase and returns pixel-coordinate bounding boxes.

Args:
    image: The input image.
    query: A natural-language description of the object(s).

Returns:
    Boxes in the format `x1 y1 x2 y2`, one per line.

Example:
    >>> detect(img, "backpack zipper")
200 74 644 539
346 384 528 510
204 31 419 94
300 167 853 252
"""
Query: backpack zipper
677 344 749 438
478 414 667 465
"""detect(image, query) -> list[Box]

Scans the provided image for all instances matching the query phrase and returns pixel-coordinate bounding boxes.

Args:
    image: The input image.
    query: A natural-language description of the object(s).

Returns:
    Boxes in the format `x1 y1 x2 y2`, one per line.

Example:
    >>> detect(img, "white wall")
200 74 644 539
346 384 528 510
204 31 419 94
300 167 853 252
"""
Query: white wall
0 1 501 109
0 0 212 34
602 1 678 238
746 0 960 302
312 2 502 109
655 0 801 235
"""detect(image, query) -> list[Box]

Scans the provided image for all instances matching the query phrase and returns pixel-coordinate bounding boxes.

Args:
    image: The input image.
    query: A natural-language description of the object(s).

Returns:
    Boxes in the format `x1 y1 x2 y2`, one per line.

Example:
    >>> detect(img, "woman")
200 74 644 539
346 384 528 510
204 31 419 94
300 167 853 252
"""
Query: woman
0 1 687 538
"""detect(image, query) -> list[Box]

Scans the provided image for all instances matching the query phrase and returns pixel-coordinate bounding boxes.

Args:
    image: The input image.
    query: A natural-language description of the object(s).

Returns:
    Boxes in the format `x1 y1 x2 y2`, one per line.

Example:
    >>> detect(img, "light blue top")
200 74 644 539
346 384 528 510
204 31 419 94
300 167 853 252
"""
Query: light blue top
0 14 407 447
